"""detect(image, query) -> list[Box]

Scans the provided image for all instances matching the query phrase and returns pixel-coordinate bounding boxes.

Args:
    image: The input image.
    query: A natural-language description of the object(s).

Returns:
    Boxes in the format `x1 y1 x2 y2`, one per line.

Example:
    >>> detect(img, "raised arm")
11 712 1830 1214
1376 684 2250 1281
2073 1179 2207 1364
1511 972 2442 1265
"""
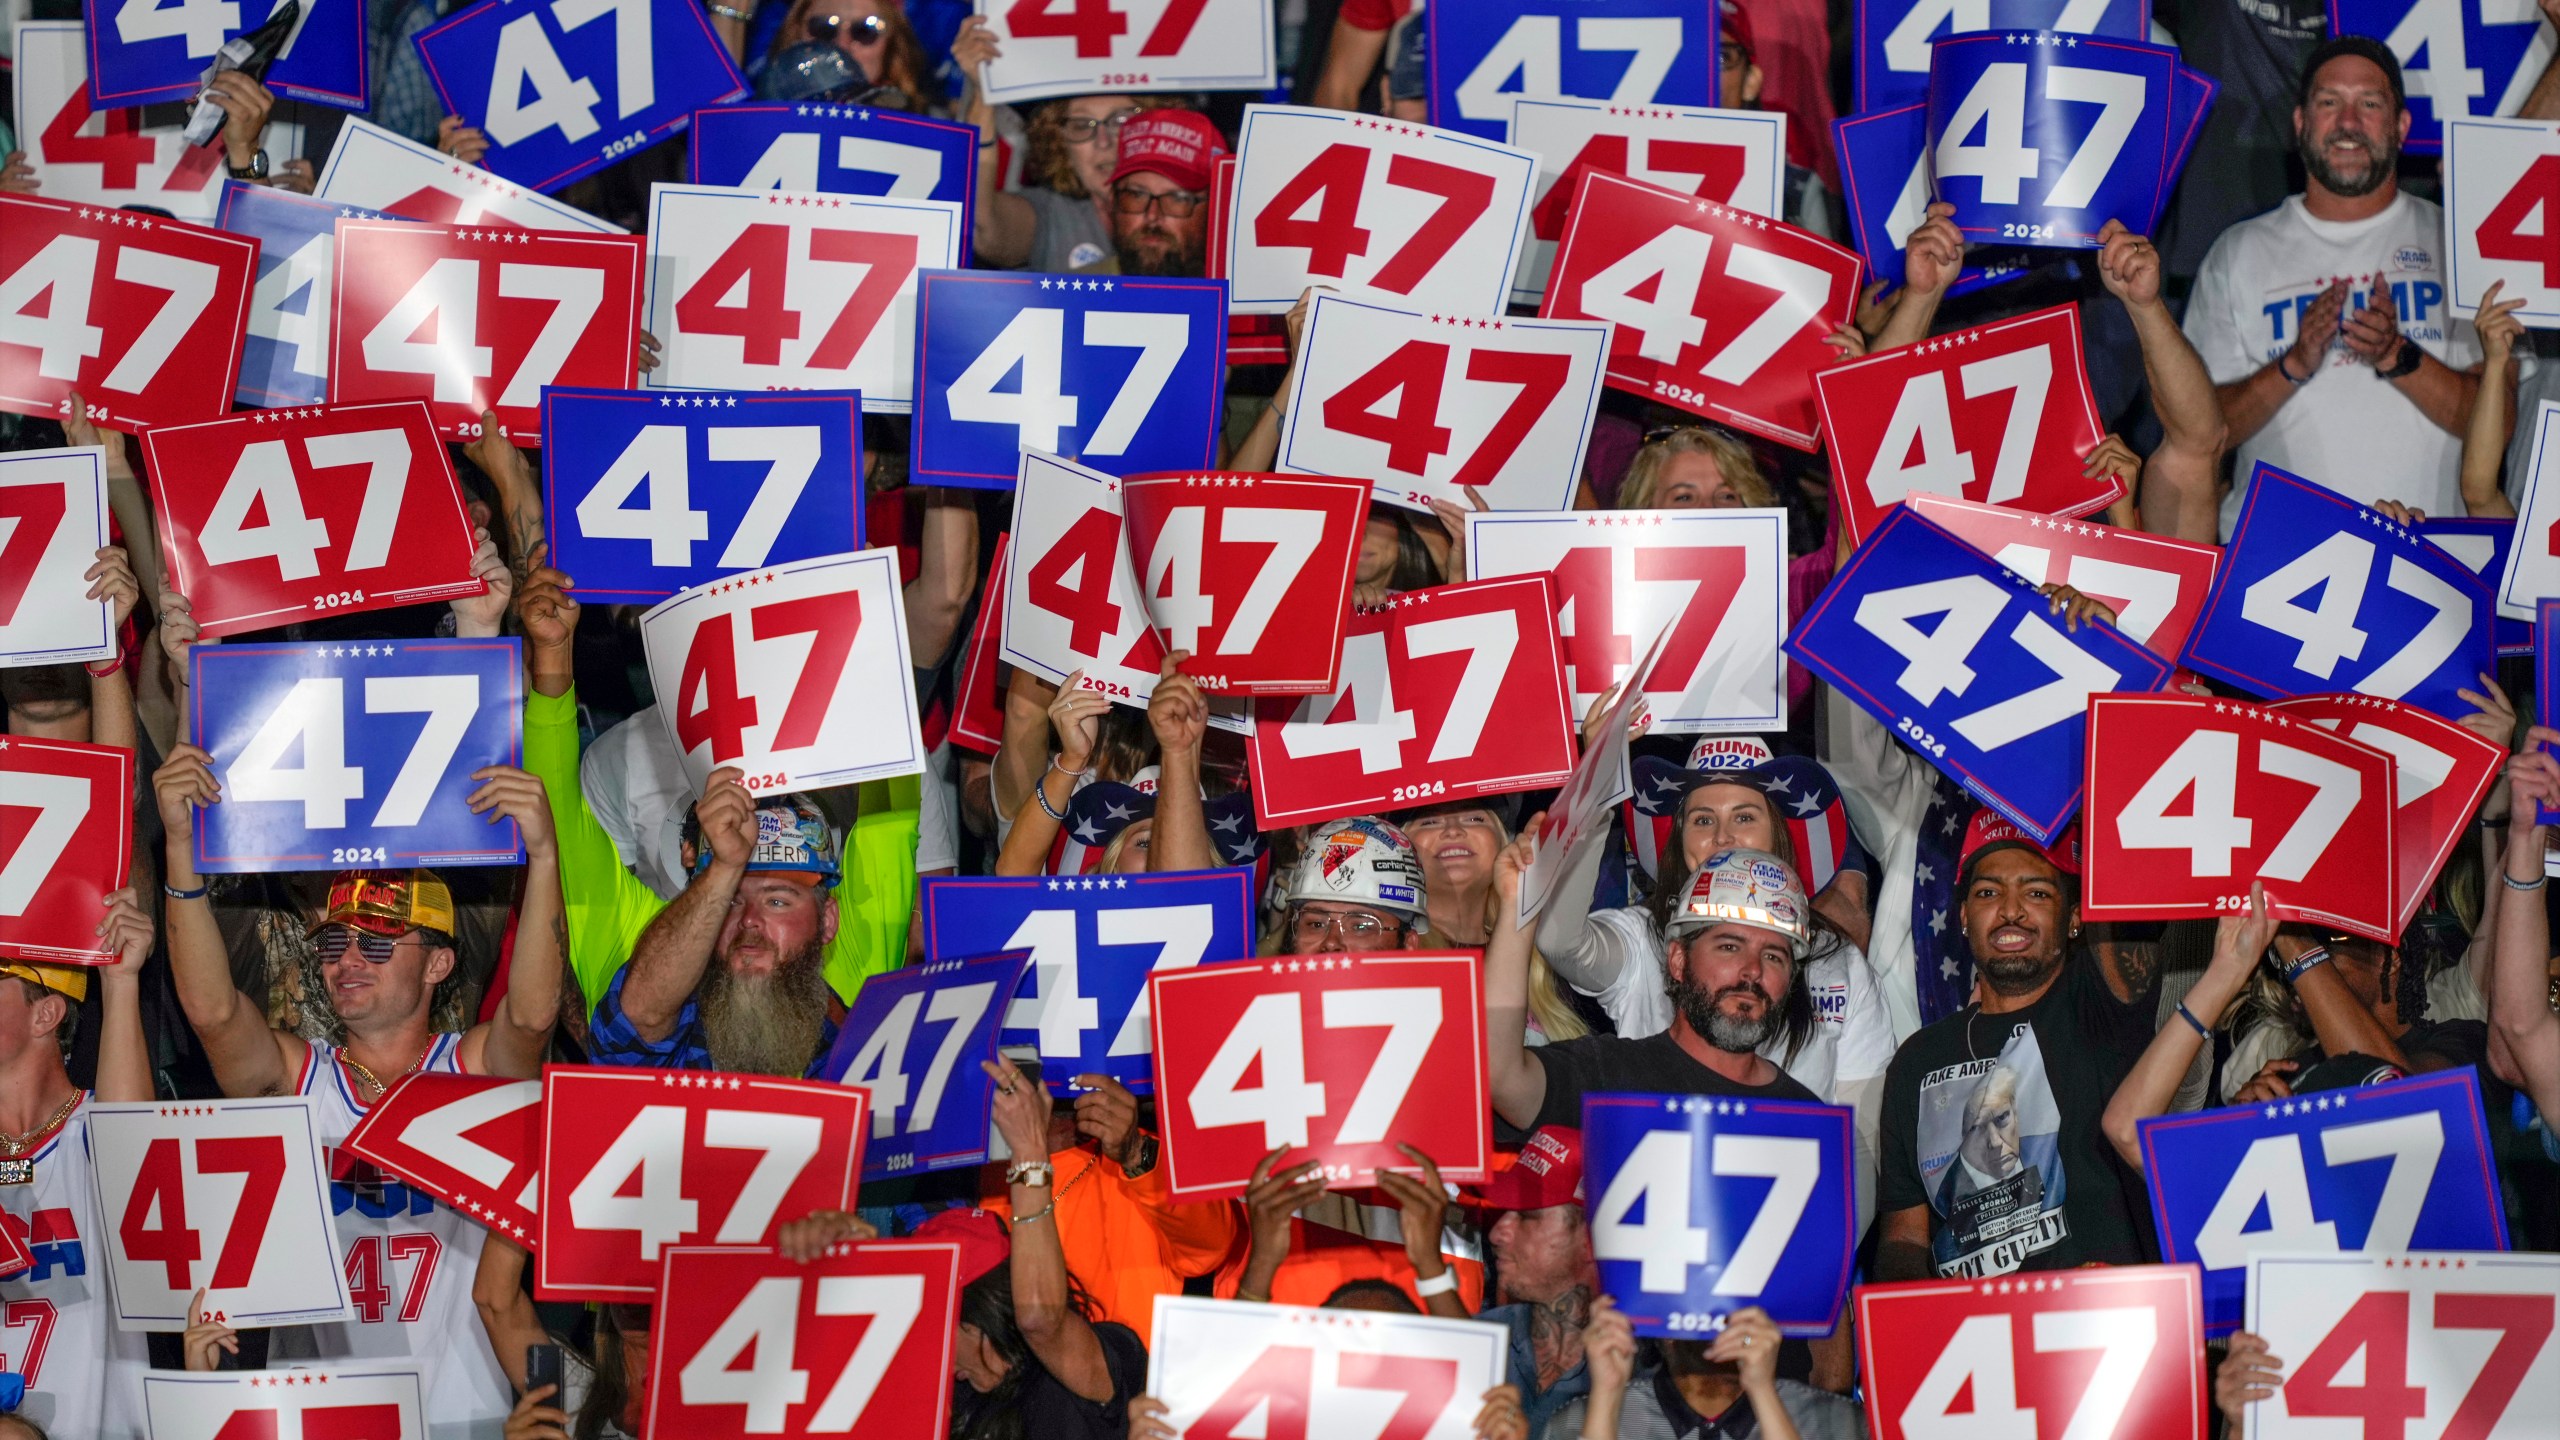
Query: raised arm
997 673 1107 876
2277 935 2413 1070
1312 17 1393 111
1875 203 1961 352
80 545 140 755
465 416 544 582
2104 885 2278 1165
1146 654 1220 873
1486 826 1552 1130
92 886 156 1102
986 1055 1119 1401
458 767 563 1079
907 489 981 670
152 744 301 1097
994 668 1062 838
615 770 755 1042
952 18 1041 268
2493 738 2560 1122
2095 222 2228 542
2461 283 2524 519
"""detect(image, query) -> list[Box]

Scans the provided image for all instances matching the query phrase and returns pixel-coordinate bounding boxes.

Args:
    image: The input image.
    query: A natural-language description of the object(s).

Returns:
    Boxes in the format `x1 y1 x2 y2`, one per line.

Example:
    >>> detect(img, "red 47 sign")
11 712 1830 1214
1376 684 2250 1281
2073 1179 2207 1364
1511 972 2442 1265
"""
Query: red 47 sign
1273 294 1611 514
1509 97 1788 306
87 1097 354 1330
1120 471 1370 696
1146 1295 1508 1436
1002 448 1168 701
2246 1252 2558 1440
343 1074 541 1248
1906 492 2221 662
644 184 964 409
1245 576 1575 829
638 548 927 799
1226 105 1538 317
1856 1264 2207 1440
330 221 643 442
0 446 117 669
537 1066 869 1301
1541 170 1861 450
2267 694 2507 939
142 402 485 638
2082 693 2400 941
645 1242 960 1440
1816 306 2115 547
0 192 257 434
0 737 133 964
12 22 299 221
142 1366 426 1440
1149 951 1491 1201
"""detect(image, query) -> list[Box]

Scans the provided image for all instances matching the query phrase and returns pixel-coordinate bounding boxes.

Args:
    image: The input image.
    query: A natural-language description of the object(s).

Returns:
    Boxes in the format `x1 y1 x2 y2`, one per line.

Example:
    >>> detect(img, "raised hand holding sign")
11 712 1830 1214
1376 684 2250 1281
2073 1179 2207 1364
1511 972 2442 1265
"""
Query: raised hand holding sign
690 103 978 228
1118 471 1370 697
1854 0 2152 114
0 737 134 964
973 0 1278 105
0 446 117 670
14 23 304 220
2329 0 2557 151
1907 492 2219 661
2446 116 2560 326
2243 1251 2558 1438
820 950 1030 1181
343 1074 542 1247
1429 0 1721 142
1924 31 2178 249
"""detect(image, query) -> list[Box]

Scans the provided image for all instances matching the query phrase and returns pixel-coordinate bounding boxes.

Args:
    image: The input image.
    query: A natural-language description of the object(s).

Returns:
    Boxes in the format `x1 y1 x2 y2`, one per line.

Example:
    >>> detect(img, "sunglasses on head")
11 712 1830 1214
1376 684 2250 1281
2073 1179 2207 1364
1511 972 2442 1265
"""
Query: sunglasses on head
315 926 409 965
808 11 887 45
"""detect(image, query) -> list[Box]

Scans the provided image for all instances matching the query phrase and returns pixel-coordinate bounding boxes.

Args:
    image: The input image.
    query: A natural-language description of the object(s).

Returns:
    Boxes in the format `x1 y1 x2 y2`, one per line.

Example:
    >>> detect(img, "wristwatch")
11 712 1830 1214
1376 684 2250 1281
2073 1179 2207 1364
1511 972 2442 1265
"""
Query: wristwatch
1121 1133 1159 1180
227 149 268 181
2377 336 2423 380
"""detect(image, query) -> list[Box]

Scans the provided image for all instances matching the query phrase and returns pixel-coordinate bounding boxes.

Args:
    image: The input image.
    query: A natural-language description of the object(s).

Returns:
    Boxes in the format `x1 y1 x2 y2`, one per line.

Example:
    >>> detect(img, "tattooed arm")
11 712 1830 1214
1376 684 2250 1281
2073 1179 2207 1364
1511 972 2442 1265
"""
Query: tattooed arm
465 412 544 582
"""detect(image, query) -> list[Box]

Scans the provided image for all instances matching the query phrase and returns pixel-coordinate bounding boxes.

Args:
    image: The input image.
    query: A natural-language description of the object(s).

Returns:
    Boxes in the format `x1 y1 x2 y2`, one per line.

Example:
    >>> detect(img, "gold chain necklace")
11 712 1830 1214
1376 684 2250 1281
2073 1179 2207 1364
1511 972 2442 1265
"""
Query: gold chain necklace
341 1045 429 1101
0 1091 82 1184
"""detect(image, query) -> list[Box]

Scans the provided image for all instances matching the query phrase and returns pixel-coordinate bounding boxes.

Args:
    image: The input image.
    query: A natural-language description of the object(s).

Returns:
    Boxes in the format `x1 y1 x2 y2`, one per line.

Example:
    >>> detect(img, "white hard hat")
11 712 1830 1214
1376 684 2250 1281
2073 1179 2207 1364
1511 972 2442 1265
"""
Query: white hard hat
1286 816 1430 931
1663 847 1809 952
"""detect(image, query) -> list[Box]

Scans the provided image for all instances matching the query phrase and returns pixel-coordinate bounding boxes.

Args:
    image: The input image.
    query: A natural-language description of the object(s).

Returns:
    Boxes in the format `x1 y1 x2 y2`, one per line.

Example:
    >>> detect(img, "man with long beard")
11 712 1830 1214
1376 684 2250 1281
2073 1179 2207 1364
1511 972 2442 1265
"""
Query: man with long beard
2183 37 2483 531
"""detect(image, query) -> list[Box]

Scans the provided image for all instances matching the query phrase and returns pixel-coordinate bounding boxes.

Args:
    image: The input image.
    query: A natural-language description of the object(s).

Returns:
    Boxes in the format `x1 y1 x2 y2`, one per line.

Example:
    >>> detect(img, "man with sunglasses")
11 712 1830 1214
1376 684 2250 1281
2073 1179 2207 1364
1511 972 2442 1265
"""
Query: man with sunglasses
1090 109 1226 279
152 751 567 1437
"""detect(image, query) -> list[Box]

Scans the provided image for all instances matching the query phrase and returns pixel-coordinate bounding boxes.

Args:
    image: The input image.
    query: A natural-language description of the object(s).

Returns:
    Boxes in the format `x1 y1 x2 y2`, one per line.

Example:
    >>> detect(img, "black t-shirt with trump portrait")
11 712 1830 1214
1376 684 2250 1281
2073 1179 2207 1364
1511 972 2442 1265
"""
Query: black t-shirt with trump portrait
1879 952 2158 1276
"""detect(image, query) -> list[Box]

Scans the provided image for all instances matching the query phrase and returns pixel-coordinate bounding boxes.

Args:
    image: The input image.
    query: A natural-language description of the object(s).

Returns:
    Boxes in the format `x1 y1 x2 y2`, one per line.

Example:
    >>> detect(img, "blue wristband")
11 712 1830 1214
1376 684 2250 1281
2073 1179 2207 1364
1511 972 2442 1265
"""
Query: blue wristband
2283 947 2330 986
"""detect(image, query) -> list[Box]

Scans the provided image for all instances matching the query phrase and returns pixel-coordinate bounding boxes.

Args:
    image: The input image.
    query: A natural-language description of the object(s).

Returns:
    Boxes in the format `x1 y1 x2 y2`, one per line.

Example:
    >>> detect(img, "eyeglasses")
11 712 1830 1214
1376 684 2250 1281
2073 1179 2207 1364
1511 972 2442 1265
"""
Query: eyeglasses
1060 109 1142 142
1114 183 1206 217
807 11 887 46
1405 811 1495 835
315 926 411 965
1290 910 1394 942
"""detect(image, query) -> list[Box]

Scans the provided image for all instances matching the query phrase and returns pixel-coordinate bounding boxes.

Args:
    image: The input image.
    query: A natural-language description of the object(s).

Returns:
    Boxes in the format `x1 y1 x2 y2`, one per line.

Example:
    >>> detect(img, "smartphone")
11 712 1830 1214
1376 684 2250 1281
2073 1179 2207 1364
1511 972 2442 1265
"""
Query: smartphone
525 1343 563 1401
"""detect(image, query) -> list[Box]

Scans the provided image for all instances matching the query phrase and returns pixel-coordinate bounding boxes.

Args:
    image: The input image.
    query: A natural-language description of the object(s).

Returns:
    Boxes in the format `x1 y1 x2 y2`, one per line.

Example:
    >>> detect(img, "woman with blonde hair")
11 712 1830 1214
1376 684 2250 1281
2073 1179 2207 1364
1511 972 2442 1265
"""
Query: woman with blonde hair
950 16 1179 270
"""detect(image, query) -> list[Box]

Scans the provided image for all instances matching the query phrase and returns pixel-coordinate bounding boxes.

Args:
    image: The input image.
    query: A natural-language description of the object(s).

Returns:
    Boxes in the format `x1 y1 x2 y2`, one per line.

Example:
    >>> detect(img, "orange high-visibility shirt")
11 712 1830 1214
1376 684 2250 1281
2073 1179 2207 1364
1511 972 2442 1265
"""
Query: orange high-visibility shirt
980 1143 1240 1349
1211 1216 1488 1313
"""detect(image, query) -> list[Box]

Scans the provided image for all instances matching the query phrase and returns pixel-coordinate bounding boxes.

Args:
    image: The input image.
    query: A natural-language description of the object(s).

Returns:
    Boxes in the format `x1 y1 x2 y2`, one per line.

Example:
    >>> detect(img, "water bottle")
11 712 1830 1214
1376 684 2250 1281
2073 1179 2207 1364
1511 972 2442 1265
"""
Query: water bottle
182 0 302 147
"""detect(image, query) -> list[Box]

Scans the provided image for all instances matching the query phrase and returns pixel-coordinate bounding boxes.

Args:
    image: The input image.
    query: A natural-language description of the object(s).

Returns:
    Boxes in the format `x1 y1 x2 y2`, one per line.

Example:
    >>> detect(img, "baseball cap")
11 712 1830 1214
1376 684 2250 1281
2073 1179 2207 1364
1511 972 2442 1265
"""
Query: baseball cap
690 792 843 888
1718 0 1755 64
0 961 89 1004
1956 811 2081 885
311 871 457 938
1473 1127 1584 1211
1108 109 1226 193
911 1206 1011 1287
2297 35 2404 112
1286 816 1430 929
1663 847 1810 949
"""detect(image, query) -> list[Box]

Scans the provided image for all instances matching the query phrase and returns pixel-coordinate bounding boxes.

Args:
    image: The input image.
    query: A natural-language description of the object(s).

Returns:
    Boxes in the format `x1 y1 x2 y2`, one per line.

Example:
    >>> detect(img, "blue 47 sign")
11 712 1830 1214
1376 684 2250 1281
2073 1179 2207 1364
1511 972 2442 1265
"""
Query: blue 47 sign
1583 1092 1856 1337
2330 0 2556 151
821 949 1032 1182
215 183 405 410
1786 503 2170 843
83 0 370 110
2416 516 2534 656
2180 463 2495 722
690 103 976 230
922 869 1256 1095
1926 32 2177 249
911 271 1228 487
190 639 525 872
1429 0 1718 144
1854 0 2150 115
413 0 746 192
539 388 865 603
2138 1069 2508 1335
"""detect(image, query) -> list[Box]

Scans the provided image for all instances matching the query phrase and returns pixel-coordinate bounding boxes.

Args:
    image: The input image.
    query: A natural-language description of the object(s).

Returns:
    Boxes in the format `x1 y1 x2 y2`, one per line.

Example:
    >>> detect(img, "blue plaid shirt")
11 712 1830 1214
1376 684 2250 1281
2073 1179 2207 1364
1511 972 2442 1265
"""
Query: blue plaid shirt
586 964 838 1078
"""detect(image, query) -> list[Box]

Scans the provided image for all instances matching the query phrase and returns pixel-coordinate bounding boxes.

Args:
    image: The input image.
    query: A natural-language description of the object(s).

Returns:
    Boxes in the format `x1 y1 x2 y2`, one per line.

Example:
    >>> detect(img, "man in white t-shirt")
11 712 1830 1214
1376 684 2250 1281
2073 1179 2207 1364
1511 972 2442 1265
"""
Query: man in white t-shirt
2184 37 2484 534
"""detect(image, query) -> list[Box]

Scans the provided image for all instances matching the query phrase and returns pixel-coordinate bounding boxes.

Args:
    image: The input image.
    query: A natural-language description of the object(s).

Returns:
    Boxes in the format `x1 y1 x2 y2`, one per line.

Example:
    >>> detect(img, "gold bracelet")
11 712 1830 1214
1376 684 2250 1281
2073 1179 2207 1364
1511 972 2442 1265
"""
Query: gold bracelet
1234 1288 1269 1303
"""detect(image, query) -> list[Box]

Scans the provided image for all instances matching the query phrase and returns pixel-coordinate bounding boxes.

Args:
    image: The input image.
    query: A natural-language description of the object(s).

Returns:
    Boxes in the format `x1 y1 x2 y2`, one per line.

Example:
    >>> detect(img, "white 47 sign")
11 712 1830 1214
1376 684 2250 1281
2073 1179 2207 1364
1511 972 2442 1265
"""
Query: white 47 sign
2246 1252 2558 1440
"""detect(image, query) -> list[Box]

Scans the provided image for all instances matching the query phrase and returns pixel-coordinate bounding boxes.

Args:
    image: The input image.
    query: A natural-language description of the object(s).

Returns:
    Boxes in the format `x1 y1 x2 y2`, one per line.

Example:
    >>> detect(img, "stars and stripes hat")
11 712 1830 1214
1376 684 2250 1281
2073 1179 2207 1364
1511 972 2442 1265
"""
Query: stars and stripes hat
1053 772 1264 873
1625 742 1863 893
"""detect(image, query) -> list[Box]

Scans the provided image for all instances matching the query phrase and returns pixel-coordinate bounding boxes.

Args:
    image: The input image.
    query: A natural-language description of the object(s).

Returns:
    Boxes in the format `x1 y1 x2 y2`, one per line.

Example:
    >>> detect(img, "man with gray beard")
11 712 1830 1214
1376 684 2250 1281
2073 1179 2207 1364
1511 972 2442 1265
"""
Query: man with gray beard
587 773 845 1076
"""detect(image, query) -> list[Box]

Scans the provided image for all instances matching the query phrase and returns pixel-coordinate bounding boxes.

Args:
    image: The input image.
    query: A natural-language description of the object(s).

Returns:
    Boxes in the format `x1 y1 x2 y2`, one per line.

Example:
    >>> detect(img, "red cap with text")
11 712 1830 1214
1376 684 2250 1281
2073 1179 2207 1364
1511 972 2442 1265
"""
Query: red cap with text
1471 1127 1585 1211
1957 810 2082 880
1108 110 1228 192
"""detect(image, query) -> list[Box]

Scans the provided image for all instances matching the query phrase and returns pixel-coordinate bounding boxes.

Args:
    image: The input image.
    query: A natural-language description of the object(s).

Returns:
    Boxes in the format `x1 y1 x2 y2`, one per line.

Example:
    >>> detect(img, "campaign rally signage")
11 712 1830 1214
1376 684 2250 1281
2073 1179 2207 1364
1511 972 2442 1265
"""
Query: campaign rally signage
1001 449 1168 702
1120 471 1370 697
1924 32 2176 249
142 402 483 636
2080 693 2400 939
1274 294 1610 515
2446 117 2560 326
1147 1295 1508 1436
644 184 963 410
1224 105 1539 316
1906 492 2220 661
1429 0 1719 143
1855 0 2150 114
314 118 628 232
13 22 304 222
143 1367 428 1439
537 1065 869 1301
414 0 744 192
925 870 1255 1096
0 446 117 670
541 388 866 604
0 192 258 434
972 0 1276 105
0 737 134 965
1202 153 1295 366
691 103 978 234
2183 463 2496 721
87 1096 354 1329
1541 170 1864 450
1466 507 1788 733
216 184 407 410
1507 97 1784 306
343 1073 541 1246
1246 576 1576 829
1581 1091 1856 1337
1834 102 2035 296
1787 503 2170 843
2140 1069 2508 1337
637 549 926 798
2267 693 2506 937
1150 951 1491 1200
645 1241 961 1440
822 950 1030 1182
2417 516 2534 653
1856 1264 2208 1440
2330 0 2557 152
2499 399 2560 620
948 533 1010 756
1815 305 2114 546
329 220 644 442
911 270 1227 487
1515 628 1661 926
2245 1251 2558 1439
188 638 527 872
81 0 366 110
